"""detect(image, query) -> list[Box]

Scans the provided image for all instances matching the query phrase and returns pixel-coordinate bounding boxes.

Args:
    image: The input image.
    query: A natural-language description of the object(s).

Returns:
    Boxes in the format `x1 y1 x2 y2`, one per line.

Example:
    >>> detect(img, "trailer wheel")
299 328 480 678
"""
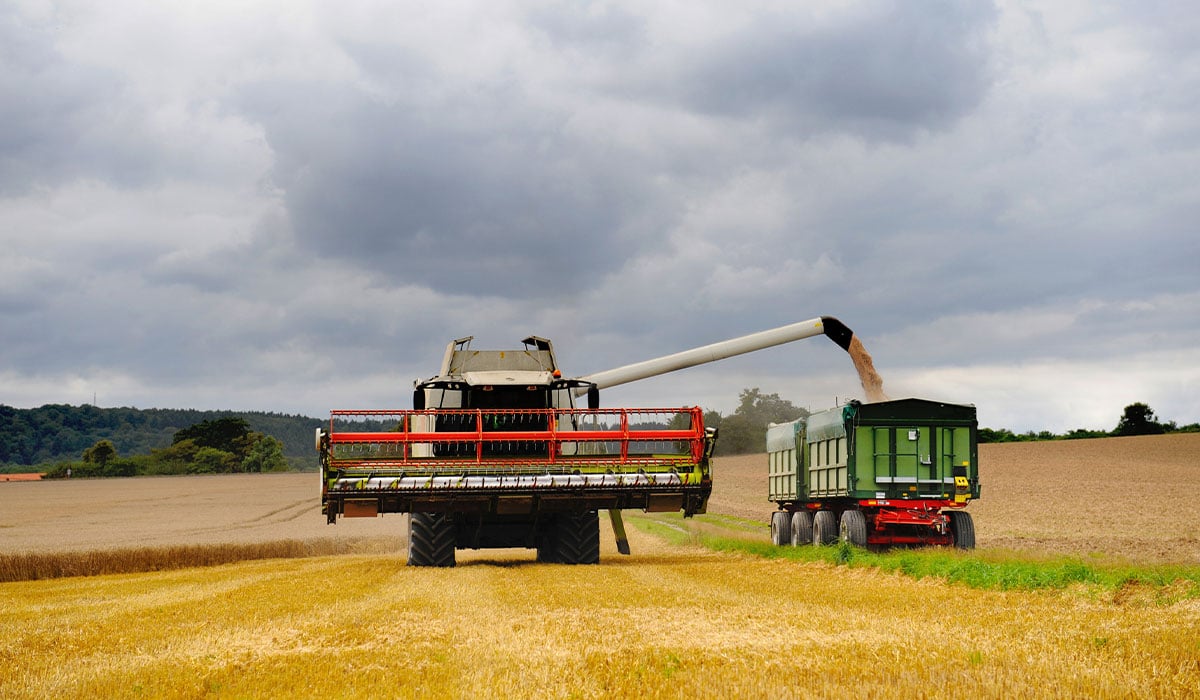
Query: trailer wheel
770 511 791 546
813 510 837 546
408 513 456 567
554 512 601 564
839 510 868 547
947 510 975 549
790 511 813 546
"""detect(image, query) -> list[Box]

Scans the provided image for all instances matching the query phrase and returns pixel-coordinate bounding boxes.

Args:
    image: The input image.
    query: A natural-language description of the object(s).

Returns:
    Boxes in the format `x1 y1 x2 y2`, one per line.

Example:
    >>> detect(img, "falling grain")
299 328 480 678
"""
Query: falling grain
848 335 889 402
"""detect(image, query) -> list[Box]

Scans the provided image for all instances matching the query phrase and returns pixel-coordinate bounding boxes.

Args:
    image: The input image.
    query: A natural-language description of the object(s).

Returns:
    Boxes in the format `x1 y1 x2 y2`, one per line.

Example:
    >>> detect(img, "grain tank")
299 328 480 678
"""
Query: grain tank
767 398 980 548
319 316 862 566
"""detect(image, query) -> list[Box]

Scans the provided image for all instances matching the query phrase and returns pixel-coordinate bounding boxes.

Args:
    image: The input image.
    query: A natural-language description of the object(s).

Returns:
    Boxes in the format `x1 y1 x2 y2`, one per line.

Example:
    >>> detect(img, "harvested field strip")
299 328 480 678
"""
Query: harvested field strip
0 536 401 583
631 513 1200 599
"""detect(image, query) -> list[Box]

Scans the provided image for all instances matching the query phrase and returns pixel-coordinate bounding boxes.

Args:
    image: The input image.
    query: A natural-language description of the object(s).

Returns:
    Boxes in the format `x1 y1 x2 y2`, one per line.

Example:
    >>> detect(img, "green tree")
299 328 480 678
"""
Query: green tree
715 388 808 455
191 447 238 474
1114 403 1165 436
241 435 287 473
148 439 201 474
81 439 117 466
173 417 251 452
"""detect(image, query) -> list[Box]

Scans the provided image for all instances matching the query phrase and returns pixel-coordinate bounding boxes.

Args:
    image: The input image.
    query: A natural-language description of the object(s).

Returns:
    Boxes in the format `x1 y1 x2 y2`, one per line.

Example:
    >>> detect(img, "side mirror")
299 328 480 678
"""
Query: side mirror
587 385 600 410
413 389 425 411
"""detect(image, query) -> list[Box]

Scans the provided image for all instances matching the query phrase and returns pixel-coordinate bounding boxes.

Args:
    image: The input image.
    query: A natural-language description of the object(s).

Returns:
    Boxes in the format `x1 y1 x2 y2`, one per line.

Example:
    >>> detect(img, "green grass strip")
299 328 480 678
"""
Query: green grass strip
628 513 1200 599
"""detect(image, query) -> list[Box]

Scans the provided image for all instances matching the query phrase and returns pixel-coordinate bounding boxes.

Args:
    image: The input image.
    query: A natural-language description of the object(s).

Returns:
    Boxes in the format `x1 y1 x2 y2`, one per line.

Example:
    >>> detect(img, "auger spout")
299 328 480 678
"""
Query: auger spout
578 316 856 390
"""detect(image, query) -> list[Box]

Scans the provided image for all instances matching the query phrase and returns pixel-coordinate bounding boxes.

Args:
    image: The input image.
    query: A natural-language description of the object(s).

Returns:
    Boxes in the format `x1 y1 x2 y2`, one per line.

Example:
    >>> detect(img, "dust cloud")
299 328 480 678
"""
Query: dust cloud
848 335 889 403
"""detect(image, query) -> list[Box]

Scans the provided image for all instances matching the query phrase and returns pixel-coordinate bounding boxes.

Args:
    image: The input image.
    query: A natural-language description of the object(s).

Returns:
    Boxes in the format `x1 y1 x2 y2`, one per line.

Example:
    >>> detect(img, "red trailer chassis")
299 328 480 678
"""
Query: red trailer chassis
802 499 964 547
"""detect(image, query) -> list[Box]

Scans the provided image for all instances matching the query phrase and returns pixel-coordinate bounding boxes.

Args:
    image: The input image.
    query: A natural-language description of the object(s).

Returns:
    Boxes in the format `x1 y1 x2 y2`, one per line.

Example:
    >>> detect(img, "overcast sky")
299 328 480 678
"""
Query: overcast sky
2 1 1197 433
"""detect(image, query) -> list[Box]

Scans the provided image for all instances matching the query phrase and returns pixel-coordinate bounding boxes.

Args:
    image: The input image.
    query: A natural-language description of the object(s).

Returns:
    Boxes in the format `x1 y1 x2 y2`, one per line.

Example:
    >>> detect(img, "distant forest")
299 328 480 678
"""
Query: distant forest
0 404 323 472
3 399 1196 475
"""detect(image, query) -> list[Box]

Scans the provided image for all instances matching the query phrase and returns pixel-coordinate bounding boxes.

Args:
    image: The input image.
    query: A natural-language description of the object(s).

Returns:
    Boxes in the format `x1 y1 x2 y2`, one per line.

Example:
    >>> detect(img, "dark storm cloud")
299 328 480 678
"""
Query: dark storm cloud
230 2 998 302
676 2 998 140
237 78 661 299
0 11 148 194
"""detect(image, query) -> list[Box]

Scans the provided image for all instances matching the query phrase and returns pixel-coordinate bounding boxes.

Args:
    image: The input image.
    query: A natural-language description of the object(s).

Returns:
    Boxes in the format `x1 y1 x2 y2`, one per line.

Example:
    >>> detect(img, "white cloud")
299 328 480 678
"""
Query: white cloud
888 347 1200 433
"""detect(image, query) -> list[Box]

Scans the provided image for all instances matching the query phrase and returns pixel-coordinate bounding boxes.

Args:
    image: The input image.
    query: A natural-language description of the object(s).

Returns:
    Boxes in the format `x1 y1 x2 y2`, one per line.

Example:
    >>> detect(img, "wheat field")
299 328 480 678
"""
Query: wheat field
2 434 1199 697
3 524 1199 698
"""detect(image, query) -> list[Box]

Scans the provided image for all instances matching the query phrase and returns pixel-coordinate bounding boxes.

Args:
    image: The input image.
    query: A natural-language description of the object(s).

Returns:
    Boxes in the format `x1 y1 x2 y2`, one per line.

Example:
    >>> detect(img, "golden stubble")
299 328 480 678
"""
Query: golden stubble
3 530 1199 699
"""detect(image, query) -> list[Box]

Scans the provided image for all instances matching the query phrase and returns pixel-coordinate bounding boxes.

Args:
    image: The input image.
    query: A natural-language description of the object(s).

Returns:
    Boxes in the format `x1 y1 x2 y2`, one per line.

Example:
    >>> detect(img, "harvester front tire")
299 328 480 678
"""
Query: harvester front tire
555 512 601 565
790 510 813 546
813 510 838 546
770 511 790 546
839 510 868 547
408 513 456 567
947 510 975 549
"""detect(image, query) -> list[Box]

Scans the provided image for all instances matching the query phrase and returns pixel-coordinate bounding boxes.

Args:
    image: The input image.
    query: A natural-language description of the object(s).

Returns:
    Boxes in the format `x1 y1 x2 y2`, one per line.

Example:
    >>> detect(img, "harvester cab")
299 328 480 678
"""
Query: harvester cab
412 335 598 414
319 316 863 567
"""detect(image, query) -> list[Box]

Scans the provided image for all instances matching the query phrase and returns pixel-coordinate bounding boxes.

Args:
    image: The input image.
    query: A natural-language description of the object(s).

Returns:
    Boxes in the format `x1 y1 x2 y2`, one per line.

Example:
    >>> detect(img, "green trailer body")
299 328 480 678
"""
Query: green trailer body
767 398 980 548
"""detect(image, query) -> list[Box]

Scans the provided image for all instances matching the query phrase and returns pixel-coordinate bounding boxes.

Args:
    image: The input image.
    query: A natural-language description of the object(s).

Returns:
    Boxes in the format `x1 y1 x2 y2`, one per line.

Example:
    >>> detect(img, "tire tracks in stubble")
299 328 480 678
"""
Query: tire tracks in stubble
183 499 316 536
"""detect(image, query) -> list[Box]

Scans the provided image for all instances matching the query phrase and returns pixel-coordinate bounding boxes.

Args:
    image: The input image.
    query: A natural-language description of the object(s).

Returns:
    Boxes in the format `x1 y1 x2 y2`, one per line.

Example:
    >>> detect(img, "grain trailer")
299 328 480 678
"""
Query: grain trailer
768 398 980 549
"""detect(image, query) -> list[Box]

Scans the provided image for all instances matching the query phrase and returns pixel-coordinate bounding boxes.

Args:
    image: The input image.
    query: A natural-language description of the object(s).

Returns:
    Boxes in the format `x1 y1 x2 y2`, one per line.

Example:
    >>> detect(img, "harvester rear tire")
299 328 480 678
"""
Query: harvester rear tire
947 510 975 549
813 510 837 546
839 510 868 547
536 534 560 563
770 511 791 546
407 513 456 567
555 512 601 565
790 511 813 546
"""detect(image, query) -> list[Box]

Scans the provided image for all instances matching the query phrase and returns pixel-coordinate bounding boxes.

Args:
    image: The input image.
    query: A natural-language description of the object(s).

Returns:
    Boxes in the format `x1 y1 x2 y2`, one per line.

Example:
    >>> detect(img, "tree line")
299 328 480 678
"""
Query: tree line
41 417 288 478
978 402 1198 443
703 393 1198 454
0 404 322 472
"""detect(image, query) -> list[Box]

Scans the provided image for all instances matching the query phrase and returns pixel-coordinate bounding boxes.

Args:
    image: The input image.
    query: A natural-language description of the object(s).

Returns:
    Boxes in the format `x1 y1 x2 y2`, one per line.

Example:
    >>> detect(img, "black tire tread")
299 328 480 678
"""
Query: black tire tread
770 511 790 546
555 512 601 564
408 512 456 567
813 510 838 546
840 509 868 547
948 510 976 549
790 510 813 546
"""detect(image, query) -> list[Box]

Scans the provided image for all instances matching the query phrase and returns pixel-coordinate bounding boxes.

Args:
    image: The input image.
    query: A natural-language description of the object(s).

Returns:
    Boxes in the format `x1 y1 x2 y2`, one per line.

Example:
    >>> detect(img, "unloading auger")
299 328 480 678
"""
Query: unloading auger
317 316 860 566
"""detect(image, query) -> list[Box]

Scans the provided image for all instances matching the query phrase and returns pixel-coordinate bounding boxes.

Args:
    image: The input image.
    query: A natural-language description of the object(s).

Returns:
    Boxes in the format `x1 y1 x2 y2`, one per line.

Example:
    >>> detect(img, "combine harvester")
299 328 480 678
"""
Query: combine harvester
766 399 981 549
318 316 862 566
